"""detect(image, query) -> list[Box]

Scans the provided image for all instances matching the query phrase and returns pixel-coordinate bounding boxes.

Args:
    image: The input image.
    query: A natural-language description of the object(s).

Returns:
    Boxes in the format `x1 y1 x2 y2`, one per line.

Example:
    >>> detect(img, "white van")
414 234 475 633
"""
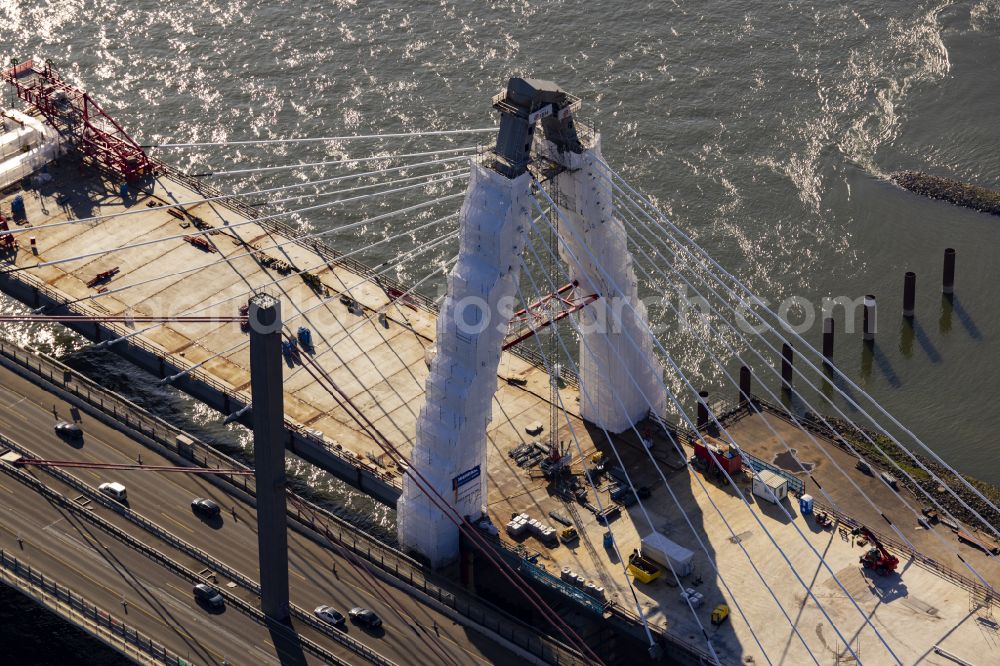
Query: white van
98 482 128 502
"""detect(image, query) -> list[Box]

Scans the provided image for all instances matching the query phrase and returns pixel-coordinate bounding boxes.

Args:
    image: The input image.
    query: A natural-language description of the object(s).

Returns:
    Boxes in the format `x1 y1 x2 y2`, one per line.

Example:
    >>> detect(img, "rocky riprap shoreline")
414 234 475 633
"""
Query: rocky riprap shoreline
892 170 1000 216
822 415 1000 540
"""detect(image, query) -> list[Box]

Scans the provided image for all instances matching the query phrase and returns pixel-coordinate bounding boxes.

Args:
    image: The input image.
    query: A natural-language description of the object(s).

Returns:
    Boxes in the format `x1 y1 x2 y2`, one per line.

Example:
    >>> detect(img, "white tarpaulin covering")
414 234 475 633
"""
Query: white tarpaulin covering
398 163 531 566
0 109 62 192
552 137 667 432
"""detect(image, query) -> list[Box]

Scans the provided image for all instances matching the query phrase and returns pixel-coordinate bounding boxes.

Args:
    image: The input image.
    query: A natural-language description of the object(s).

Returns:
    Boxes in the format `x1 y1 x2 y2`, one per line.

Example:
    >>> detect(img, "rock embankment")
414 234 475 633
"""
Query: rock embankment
892 170 1000 216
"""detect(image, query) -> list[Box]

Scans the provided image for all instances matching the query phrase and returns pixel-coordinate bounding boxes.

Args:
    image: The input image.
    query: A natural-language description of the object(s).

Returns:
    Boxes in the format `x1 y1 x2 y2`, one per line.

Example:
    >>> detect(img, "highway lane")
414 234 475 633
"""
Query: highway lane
0 468 327 665
0 361 521 666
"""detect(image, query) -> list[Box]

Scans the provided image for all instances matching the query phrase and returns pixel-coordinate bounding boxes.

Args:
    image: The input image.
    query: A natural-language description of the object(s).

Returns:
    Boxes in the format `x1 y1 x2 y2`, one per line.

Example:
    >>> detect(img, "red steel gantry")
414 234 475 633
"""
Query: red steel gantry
2 58 154 182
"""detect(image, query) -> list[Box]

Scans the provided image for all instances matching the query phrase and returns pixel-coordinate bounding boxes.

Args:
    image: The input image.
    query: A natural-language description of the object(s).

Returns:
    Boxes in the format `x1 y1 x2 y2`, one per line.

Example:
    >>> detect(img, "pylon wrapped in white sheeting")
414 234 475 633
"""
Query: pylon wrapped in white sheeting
398 162 530 567
0 108 63 191
553 136 667 432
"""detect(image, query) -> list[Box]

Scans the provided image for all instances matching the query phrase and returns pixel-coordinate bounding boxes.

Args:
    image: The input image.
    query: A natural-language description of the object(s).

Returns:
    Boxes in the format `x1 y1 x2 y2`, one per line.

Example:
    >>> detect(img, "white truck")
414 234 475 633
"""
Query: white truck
641 531 694 578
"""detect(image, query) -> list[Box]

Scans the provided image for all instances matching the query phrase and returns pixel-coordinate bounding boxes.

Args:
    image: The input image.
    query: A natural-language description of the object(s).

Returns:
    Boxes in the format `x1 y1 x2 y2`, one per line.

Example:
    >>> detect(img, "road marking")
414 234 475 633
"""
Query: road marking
160 511 195 535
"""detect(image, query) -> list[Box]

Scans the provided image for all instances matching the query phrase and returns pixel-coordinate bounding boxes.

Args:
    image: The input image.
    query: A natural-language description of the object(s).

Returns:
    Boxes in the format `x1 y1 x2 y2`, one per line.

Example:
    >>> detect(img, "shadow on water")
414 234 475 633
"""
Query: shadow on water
860 341 901 388
820 362 862 415
900 318 942 364
941 294 982 341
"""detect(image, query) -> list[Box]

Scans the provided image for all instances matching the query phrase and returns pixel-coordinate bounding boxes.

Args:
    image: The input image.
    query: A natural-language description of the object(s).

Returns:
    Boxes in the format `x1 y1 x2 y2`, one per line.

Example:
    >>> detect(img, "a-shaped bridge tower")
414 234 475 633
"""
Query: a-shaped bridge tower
398 78 666 566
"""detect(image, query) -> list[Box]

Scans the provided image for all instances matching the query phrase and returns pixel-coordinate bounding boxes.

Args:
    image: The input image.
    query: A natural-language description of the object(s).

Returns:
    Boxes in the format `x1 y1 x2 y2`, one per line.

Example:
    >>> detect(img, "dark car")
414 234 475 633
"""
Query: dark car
349 607 382 629
191 498 221 518
193 583 224 609
314 605 346 627
54 421 82 440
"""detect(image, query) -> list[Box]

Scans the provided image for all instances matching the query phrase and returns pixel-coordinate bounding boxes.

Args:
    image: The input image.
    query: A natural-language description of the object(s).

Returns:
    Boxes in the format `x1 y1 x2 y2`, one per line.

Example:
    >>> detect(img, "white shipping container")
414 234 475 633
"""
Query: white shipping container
641 532 694 577
752 470 788 504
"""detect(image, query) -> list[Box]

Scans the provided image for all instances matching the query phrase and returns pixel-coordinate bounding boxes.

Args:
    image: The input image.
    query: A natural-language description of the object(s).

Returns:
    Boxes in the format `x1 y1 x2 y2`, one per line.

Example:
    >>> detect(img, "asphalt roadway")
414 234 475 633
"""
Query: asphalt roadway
0 361 520 666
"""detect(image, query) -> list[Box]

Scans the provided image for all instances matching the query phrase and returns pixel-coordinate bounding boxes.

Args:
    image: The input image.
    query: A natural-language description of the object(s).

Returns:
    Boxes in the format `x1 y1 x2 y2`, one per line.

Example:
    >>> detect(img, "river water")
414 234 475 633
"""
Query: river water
2 1 999 660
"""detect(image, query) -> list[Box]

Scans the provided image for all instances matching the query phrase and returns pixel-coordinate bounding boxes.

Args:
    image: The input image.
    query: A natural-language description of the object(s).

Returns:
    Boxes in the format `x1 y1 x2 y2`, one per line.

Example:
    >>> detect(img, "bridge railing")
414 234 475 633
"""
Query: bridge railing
151 160 581 389
0 312 399 492
0 449 375 666
0 549 187 665
0 339 586 665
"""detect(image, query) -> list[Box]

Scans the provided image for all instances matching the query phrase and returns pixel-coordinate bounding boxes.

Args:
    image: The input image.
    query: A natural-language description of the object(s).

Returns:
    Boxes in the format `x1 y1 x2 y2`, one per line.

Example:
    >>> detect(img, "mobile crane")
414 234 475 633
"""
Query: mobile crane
855 526 899 575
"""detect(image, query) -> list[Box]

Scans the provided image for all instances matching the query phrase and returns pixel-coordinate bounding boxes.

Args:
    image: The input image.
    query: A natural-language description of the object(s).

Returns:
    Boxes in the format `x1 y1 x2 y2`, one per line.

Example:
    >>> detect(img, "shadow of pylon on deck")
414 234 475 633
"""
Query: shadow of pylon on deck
266 617 310 666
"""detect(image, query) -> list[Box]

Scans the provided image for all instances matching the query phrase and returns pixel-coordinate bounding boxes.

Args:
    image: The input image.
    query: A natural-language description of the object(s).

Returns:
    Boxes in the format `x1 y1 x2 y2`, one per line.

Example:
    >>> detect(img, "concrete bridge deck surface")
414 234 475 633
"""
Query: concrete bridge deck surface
3 163 1000 663
0 357 517 665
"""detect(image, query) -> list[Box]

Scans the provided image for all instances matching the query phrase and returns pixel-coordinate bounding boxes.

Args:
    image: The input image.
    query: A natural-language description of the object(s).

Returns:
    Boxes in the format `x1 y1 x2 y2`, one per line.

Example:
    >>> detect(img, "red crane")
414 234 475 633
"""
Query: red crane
855 526 899 575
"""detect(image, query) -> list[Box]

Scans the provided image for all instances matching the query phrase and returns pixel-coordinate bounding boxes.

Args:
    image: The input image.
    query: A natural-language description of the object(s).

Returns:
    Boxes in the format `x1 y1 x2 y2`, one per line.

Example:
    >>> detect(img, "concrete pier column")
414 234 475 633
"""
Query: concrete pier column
248 294 290 622
943 248 956 295
781 343 793 391
697 391 710 430
903 272 916 318
822 316 834 363
739 366 752 406
863 295 877 342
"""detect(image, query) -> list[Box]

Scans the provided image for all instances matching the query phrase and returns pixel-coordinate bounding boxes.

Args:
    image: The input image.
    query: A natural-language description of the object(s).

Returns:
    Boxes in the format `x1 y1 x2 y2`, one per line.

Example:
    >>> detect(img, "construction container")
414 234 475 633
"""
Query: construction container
693 435 743 475
641 532 694 577
752 469 788 504
627 550 661 584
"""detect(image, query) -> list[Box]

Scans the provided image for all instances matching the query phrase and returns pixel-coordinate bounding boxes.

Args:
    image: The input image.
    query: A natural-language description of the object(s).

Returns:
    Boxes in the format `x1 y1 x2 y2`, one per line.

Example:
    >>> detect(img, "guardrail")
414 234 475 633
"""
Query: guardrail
812 497 998 608
0 274 400 492
0 438 389 666
0 549 188 665
0 338 586 665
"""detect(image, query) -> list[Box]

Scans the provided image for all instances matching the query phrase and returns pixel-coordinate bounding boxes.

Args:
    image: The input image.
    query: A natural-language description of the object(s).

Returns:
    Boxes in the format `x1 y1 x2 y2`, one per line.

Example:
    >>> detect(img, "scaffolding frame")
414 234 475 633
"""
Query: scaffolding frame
2 59 154 182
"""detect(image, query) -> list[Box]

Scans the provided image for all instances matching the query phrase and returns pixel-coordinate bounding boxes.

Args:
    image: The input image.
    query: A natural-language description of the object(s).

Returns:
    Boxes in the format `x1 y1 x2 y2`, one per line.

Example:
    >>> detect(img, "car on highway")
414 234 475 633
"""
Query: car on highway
53 421 82 440
193 583 224 609
98 482 127 502
314 605 346 627
191 497 221 518
349 607 382 629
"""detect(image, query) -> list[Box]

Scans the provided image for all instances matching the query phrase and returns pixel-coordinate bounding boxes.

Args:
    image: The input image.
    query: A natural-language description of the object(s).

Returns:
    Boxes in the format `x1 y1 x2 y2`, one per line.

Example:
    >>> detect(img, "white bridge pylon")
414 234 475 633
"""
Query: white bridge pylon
398 78 666 566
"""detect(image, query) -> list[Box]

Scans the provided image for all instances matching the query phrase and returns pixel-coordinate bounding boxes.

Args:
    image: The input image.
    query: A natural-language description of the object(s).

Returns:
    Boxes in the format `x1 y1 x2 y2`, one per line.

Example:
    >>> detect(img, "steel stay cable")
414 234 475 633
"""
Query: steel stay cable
612 187 1000 591
521 231 798 666
515 256 726 664
603 170 1000 559
155 233 459 388
265 166 469 206
276 249 459 390
0 155 472 239
598 159 1000 542
144 127 499 148
291 343 606 666
84 207 461 352
6 177 468 273
286 495 464 666
531 186 883 665
191 146 477 177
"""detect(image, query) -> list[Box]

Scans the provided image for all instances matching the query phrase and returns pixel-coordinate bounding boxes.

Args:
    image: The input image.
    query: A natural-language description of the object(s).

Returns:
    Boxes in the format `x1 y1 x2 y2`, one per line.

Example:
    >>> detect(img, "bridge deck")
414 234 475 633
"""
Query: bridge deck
3 162 999 664
0 347 521 666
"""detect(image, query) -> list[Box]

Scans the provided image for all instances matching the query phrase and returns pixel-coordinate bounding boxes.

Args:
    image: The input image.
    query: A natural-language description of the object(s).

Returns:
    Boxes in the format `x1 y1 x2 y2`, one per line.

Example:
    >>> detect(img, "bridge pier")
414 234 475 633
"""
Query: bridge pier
248 294 290 622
